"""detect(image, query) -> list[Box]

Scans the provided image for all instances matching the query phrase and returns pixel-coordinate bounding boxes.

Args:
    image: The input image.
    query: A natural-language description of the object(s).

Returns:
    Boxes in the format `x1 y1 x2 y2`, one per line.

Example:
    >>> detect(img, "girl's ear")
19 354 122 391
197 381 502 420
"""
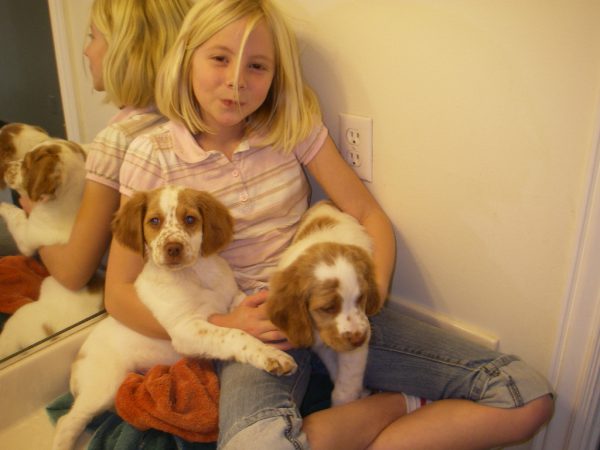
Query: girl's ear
111 191 148 255
192 190 234 255
267 263 314 347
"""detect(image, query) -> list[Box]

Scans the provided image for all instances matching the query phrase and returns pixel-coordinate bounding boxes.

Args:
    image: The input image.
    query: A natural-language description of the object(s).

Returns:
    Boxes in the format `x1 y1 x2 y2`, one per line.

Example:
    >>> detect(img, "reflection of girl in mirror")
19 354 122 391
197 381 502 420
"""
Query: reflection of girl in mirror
104 1 554 449
19 0 194 290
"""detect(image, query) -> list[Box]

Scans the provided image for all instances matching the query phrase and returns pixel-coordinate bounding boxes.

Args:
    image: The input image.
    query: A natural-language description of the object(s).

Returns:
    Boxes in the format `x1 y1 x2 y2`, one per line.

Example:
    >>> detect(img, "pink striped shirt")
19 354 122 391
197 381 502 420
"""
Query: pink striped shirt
120 120 328 292
85 106 166 190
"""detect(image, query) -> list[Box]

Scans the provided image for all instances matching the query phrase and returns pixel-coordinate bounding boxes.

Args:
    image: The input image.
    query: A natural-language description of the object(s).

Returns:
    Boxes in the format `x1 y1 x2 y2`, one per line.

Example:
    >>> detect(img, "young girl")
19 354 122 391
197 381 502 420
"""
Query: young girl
21 0 193 290
105 1 554 449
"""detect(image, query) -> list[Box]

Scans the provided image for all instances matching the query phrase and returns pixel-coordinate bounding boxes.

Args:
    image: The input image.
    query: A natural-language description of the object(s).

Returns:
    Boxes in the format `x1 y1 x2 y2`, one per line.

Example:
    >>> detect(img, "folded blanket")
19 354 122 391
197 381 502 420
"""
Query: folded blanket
47 355 333 449
115 358 219 443
0 255 49 315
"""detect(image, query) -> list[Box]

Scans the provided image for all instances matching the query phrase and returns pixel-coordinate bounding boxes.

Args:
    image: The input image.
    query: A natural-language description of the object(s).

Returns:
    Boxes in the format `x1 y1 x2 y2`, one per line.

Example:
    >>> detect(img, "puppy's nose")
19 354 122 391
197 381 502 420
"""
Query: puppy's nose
343 331 366 347
166 242 183 258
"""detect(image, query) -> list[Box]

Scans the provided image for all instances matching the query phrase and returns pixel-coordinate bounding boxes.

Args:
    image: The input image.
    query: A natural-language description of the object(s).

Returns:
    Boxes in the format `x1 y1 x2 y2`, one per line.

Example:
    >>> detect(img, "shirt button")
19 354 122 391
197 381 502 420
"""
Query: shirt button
239 192 249 202
232 169 240 177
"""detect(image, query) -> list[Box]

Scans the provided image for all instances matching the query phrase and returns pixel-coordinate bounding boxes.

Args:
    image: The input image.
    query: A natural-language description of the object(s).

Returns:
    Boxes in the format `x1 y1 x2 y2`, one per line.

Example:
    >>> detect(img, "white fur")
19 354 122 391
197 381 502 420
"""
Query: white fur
0 278 103 359
51 185 297 450
0 139 86 256
0 138 101 359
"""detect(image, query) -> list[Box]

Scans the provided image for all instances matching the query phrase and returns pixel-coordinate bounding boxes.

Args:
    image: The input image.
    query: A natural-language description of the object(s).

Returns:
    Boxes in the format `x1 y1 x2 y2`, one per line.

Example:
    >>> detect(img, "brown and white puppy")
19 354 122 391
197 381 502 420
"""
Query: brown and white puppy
0 137 101 360
0 138 86 256
0 122 50 189
267 201 382 406
51 185 297 450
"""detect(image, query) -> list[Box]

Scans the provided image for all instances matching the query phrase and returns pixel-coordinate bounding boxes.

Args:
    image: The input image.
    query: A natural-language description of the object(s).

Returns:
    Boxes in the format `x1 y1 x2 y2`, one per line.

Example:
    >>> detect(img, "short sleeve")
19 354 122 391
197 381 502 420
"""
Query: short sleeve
119 133 167 197
85 124 130 190
293 122 329 166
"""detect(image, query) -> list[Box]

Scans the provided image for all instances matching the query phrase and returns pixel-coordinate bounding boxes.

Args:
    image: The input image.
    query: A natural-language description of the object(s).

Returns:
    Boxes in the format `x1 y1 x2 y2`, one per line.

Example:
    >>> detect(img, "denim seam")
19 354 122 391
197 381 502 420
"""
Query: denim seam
283 413 304 450
219 407 302 449
469 354 522 406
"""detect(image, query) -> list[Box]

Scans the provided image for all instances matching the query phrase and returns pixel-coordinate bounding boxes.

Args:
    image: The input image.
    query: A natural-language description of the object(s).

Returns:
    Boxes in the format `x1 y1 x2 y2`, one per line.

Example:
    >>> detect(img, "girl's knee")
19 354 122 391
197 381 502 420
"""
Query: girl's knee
511 394 555 441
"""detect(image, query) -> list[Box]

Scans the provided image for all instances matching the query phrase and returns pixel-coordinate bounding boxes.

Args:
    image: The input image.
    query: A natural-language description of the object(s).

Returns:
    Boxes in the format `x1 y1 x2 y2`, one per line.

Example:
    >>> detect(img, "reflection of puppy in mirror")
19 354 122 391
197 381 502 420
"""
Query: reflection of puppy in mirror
0 138 87 256
0 122 50 189
0 276 103 359
51 186 297 450
0 137 103 360
267 201 382 406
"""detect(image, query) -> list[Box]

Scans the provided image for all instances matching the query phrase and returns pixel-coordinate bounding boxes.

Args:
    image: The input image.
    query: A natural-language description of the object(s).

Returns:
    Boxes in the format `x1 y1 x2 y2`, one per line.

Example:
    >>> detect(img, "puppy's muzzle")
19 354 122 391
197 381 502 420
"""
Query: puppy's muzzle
163 241 185 266
342 330 367 347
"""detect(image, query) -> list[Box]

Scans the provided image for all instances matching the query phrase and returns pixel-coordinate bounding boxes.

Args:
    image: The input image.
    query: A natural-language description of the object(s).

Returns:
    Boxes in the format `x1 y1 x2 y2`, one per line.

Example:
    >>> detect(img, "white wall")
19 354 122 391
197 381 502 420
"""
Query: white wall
50 0 600 417
275 0 600 378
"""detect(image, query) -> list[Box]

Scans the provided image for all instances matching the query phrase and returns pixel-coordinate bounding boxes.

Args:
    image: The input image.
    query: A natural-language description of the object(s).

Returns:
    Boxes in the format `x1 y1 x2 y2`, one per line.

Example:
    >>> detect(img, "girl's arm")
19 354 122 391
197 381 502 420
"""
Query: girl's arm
37 181 120 291
306 135 396 301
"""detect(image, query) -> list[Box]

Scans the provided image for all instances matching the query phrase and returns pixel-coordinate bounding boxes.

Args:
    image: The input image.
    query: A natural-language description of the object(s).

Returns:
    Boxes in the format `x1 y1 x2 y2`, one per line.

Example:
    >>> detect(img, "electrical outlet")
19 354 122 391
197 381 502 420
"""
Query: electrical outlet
339 113 373 182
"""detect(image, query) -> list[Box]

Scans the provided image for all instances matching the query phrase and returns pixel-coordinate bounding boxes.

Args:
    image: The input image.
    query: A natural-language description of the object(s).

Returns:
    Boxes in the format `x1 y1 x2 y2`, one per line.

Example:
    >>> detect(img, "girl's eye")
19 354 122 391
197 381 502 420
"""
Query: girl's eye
148 217 161 226
212 55 228 64
249 63 266 71
184 215 196 225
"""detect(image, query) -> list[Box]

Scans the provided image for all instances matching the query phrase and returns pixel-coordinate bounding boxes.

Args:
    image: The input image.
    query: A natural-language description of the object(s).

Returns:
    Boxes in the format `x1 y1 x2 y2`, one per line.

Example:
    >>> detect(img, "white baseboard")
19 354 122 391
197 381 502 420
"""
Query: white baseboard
389 296 500 351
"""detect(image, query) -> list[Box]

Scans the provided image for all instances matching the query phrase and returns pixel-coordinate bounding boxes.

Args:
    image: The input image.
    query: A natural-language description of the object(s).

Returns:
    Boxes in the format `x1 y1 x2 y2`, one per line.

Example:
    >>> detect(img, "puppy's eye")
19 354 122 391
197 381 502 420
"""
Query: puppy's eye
320 304 338 315
148 217 161 227
184 215 196 225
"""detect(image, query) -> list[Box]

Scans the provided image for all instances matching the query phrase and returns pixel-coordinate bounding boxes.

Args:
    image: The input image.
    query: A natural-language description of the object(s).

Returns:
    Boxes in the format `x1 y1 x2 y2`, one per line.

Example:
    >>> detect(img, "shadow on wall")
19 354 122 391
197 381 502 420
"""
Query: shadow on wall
297 35 435 309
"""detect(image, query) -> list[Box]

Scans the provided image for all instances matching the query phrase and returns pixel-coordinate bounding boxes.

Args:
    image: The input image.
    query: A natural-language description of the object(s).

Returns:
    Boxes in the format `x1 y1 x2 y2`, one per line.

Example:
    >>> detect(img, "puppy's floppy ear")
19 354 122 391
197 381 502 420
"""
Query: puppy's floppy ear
24 144 62 202
111 191 148 255
361 255 382 316
267 263 314 347
191 190 234 255
345 245 382 316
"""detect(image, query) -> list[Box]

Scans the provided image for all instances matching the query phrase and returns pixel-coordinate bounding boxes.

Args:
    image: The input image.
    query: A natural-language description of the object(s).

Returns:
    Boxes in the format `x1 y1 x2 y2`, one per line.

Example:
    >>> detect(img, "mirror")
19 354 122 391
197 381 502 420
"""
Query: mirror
0 0 111 367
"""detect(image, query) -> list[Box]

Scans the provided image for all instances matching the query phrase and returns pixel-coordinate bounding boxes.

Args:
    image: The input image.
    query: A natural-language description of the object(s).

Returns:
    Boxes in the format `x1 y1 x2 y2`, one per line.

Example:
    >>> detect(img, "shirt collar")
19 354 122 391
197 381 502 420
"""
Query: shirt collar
169 121 252 163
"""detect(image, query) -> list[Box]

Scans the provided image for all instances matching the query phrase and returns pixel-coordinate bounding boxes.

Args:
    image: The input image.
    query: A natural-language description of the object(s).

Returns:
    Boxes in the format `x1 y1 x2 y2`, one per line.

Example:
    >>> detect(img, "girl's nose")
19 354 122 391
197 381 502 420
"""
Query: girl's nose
226 66 246 90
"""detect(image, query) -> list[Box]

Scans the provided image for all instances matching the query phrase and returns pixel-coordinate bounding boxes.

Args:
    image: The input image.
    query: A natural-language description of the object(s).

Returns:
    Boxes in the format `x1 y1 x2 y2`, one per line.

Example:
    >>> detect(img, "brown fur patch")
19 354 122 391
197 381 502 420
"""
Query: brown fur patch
267 242 382 349
0 123 49 189
112 191 149 255
294 216 339 242
22 143 62 201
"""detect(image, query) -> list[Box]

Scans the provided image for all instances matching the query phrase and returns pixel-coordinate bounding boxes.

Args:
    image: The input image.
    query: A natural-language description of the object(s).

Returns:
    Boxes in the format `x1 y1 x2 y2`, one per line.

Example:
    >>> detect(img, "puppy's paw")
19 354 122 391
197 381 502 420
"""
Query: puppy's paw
261 348 297 376
331 385 364 406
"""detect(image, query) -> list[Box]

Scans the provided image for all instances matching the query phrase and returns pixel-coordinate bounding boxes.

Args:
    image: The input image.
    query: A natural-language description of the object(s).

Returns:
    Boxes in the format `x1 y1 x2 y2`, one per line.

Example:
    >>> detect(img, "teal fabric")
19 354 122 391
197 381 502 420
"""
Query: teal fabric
46 393 216 450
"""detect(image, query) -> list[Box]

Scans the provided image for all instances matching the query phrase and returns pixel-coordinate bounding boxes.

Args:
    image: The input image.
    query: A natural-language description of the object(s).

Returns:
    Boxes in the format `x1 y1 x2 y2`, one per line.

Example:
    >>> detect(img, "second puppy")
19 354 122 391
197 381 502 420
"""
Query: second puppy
267 201 382 406
0 137 87 256
51 185 297 450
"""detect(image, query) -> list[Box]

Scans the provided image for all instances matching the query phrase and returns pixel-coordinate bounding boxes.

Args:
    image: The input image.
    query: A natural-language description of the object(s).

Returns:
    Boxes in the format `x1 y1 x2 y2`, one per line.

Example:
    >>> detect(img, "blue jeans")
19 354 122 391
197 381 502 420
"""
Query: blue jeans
215 302 552 450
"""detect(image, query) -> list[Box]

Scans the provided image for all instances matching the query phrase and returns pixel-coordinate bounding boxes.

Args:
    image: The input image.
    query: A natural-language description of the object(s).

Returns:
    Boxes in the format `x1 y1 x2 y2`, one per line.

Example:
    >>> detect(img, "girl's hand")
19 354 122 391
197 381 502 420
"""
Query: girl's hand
210 290 293 350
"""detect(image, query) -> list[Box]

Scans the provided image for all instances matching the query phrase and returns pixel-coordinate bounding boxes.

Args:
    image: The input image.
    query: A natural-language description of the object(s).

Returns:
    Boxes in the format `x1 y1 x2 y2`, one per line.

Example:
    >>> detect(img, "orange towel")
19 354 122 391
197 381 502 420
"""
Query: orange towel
115 358 220 443
0 255 49 314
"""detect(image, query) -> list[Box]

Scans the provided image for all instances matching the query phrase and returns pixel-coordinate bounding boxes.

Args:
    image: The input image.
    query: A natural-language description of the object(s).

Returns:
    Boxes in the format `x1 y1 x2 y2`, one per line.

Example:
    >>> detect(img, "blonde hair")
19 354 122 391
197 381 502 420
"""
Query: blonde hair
155 0 321 153
90 0 193 108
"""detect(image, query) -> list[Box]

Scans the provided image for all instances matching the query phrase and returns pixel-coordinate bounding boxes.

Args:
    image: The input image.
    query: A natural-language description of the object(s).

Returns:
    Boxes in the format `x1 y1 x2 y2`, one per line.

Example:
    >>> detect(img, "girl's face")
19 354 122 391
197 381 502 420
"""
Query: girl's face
84 23 108 91
191 18 275 136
